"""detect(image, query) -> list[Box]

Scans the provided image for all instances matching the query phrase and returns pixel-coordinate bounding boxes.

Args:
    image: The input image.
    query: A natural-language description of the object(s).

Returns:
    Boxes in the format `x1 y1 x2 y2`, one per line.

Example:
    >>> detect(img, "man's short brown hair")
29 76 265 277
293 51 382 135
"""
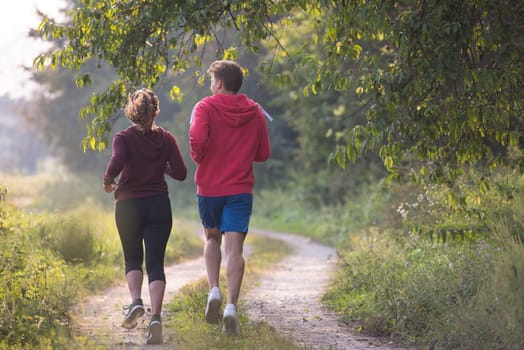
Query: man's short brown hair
207 60 243 93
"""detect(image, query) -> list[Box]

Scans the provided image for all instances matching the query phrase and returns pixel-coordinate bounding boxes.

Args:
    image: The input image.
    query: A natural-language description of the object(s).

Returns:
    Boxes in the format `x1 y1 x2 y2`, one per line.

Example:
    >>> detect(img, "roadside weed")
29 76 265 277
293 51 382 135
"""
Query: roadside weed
164 235 298 349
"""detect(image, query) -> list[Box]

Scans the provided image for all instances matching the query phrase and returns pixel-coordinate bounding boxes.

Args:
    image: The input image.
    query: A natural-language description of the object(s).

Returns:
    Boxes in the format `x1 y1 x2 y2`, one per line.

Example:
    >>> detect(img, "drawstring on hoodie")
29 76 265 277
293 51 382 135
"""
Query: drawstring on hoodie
257 104 273 122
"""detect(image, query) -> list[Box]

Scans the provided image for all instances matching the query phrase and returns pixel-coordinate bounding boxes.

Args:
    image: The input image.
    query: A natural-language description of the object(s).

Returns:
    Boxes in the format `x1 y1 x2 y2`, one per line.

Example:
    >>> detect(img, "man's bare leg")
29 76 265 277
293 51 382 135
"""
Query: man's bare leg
222 231 245 335
204 227 223 324
204 227 222 288
224 231 245 306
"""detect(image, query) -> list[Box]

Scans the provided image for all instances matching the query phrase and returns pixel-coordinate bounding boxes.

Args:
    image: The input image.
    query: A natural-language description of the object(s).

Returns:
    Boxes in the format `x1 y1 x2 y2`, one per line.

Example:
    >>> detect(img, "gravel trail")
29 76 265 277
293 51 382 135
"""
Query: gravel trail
245 229 400 350
73 229 402 349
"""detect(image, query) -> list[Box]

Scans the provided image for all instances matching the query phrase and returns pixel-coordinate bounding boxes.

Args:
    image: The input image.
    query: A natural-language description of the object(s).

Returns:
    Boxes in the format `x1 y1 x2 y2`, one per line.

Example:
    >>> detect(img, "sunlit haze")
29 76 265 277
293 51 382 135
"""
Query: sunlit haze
0 0 65 99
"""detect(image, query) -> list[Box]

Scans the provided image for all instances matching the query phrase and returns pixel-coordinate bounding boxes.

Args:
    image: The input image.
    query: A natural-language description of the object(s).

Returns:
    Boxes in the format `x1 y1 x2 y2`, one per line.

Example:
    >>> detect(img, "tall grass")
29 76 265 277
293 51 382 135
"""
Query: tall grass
252 180 394 247
0 172 203 349
0 202 80 349
254 170 524 349
4 166 524 349
441 198 524 349
324 229 494 344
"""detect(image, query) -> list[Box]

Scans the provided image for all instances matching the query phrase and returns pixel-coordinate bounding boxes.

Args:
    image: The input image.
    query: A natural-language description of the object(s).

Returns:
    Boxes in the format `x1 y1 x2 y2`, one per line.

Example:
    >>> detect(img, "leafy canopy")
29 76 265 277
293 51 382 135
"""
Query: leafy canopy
331 0 524 184
35 0 524 184
36 0 299 150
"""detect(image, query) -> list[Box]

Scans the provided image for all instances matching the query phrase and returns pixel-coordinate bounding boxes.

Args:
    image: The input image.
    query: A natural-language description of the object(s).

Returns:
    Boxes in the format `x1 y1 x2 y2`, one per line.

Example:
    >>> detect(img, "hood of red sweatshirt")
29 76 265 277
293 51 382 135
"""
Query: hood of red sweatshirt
202 93 260 127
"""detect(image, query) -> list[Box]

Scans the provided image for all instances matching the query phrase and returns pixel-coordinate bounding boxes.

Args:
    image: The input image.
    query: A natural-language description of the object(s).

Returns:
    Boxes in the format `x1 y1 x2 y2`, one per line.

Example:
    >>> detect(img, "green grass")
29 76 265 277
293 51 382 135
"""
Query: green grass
444 238 524 349
252 181 394 247
0 202 78 349
0 172 204 349
1 171 300 349
253 171 524 349
0 172 58 207
165 219 203 265
4 168 524 349
323 229 494 345
163 234 300 350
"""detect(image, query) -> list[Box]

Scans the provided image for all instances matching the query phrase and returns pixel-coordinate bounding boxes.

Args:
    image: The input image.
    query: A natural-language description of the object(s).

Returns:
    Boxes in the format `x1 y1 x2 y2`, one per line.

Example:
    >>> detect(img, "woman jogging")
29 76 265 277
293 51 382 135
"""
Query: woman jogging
103 88 187 344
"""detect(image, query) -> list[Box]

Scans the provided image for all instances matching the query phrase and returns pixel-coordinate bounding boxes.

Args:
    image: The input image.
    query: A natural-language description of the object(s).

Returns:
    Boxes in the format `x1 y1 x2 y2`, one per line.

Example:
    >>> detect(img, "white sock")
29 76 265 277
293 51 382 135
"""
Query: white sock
225 303 236 312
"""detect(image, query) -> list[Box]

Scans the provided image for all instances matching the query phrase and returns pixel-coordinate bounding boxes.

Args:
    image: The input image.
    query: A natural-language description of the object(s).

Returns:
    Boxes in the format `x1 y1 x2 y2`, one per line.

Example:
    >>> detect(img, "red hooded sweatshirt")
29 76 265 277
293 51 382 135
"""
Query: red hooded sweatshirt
189 93 271 196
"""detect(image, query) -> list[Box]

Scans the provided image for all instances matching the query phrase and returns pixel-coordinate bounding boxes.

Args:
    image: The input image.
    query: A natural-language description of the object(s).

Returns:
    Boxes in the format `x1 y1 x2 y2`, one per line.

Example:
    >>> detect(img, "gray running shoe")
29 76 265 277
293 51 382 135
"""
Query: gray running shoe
205 287 222 324
146 315 163 345
121 298 145 329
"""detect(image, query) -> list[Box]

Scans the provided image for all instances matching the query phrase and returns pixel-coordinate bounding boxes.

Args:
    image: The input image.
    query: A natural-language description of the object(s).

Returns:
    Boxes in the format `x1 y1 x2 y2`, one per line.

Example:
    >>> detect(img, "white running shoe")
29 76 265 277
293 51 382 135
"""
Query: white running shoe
223 304 240 336
205 287 222 324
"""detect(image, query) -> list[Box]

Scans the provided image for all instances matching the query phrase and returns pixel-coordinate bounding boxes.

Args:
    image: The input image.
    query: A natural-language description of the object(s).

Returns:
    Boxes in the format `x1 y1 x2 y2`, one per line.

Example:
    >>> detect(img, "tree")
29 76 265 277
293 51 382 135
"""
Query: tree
35 0 524 184
35 0 294 150
25 60 115 173
320 0 524 184
258 9 387 204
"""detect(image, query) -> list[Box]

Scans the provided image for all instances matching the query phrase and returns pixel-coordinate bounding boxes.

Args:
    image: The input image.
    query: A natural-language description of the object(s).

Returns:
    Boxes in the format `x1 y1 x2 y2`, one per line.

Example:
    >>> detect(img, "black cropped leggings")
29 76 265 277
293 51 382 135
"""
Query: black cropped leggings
115 194 172 283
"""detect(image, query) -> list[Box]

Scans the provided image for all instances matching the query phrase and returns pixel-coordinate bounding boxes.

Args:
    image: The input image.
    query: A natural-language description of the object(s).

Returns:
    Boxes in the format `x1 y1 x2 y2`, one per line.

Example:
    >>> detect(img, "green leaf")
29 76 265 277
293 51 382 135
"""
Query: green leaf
169 85 184 104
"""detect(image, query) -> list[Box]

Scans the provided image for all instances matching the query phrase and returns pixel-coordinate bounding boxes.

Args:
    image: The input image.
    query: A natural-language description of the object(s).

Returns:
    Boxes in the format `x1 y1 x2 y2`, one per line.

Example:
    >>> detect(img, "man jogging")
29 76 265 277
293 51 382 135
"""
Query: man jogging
189 60 271 336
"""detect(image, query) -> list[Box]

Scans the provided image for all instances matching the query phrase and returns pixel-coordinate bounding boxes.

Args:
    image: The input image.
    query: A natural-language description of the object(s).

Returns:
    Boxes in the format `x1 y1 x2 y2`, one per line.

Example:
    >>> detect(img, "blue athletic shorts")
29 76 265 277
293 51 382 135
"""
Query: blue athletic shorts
197 193 253 234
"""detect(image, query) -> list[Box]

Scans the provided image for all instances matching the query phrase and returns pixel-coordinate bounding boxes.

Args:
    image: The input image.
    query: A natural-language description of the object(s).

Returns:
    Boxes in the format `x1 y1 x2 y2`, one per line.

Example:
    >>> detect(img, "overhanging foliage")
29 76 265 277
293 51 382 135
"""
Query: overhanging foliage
35 0 524 184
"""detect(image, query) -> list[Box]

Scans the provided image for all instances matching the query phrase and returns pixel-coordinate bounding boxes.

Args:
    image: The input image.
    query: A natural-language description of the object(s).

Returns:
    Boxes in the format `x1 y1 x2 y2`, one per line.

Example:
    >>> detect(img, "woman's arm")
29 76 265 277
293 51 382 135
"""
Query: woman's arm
165 135 187 181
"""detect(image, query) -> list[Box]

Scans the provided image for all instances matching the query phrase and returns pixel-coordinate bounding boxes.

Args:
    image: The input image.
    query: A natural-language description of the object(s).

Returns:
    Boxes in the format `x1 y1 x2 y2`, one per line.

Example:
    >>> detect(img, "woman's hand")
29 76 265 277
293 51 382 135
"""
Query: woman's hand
104 183 117 193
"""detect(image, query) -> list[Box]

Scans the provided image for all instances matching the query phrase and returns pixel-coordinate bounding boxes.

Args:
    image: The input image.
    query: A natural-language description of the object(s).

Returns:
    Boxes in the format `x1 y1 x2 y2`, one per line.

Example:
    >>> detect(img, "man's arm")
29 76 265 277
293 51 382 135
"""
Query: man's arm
255 112 271 162
189 101 210 164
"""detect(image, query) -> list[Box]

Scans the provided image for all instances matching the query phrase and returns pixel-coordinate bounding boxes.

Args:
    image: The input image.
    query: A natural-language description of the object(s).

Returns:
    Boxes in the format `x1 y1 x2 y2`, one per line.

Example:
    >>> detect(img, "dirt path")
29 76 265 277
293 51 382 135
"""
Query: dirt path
72 257 207 349
245 230 400 350
73 229 402 349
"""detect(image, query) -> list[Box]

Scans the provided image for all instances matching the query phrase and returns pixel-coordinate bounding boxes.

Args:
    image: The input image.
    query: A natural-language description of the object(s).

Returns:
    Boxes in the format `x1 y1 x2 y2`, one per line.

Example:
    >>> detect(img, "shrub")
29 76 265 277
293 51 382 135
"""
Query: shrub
324 170 524 348
441 204 524 349
0 203 79 348
41 215 98 264
253 181 395 247
0 174 203 348
37 199 119 266
324 230 494 344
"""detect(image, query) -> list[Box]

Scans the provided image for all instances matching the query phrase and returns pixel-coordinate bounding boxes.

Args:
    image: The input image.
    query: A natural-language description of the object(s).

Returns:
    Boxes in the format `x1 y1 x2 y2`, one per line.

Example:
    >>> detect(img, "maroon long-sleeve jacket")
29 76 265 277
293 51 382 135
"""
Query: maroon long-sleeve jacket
104 125 187 201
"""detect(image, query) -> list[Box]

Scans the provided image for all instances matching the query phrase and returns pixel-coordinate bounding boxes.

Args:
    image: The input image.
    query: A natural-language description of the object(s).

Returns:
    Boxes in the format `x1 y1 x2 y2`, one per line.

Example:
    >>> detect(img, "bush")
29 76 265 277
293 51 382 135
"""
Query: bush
253 180 395 247
324 230 493 344
0 203 79 348
37 200 117 265
395 170 524 243
441 209 524 349
323 170 524 348
34 199 126 293
0 173 203 348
